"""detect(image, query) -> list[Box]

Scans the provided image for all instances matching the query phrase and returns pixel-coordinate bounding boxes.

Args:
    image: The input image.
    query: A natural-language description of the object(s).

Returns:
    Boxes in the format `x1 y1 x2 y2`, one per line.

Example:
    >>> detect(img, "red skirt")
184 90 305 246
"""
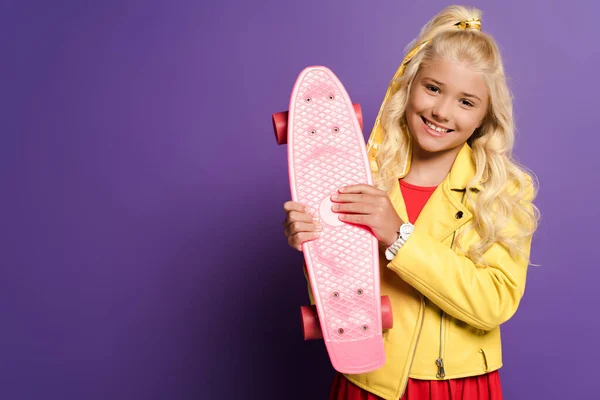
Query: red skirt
329 371 502 400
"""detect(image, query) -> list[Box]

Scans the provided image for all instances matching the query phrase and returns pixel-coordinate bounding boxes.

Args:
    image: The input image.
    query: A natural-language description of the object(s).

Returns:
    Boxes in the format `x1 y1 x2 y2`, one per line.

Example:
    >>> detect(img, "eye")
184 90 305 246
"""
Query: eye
425 84 440 93
461 99 475 107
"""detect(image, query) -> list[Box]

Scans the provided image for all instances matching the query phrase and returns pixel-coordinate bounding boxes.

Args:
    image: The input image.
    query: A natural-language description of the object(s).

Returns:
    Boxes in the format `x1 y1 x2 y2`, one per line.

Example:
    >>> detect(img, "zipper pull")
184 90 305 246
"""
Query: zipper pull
436 358 446 379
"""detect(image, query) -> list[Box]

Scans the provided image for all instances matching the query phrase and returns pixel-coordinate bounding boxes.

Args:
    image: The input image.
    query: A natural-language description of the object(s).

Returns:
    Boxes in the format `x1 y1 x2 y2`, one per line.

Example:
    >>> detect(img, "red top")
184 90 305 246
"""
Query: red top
399 179 438 223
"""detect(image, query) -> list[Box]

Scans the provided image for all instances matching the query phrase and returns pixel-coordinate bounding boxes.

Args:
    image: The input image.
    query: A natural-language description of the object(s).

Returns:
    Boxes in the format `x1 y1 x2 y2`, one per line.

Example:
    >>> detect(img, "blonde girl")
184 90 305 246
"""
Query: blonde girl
282 5 539 400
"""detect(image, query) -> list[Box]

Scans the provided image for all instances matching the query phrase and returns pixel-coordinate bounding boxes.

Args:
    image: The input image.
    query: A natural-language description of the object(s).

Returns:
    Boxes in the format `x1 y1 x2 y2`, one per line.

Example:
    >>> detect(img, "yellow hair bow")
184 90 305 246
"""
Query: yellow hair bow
455 19 481 30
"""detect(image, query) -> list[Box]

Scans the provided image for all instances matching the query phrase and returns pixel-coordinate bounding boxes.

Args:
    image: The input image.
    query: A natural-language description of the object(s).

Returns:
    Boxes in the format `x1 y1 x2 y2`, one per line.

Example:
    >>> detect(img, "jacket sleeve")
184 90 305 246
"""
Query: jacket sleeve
387 185 536 331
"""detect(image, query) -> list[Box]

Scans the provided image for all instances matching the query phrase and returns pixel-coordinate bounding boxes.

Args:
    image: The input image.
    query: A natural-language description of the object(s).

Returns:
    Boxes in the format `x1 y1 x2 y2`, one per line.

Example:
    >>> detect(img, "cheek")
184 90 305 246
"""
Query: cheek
408 90 432 114
456 110 485 133
405 99 421 130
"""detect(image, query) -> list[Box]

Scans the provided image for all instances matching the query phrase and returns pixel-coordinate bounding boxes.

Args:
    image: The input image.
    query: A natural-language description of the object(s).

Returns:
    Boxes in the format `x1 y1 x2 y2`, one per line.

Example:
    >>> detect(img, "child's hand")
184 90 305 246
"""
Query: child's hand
330 184 404 247
283 201 322 251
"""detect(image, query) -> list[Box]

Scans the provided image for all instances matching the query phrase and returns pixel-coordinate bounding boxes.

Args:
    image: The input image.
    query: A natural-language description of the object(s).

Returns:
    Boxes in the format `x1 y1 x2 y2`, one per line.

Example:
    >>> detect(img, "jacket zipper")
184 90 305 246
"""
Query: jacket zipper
436 313 446 378
399 296 426 399
436 190 467 379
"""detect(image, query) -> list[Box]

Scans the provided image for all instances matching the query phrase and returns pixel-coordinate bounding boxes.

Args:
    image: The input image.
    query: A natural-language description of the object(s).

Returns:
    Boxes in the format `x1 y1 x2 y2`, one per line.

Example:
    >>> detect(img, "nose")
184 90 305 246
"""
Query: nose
432 98 451 122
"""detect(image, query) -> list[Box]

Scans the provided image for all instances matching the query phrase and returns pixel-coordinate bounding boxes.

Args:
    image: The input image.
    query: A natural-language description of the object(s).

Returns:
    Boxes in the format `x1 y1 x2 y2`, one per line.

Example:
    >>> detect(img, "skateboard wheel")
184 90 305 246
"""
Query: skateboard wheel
353 103 363 131
300 305 323 340
381 296 393 330
272 103 363 145
272 111 288 145
300 296 393 341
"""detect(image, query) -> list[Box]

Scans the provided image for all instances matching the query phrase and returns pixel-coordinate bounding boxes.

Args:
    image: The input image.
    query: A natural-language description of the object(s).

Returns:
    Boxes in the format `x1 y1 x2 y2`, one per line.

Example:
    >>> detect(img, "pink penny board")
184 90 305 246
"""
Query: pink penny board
287 66 385 374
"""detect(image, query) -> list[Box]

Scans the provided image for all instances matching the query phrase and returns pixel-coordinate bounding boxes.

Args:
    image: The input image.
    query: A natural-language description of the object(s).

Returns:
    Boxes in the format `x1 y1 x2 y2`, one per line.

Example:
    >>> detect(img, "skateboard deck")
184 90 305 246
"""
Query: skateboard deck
286 66 385 374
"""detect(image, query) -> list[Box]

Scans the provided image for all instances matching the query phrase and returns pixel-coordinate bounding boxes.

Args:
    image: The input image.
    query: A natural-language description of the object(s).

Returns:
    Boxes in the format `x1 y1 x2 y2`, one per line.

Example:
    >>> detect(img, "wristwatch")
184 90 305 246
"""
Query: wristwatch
385 222 415 260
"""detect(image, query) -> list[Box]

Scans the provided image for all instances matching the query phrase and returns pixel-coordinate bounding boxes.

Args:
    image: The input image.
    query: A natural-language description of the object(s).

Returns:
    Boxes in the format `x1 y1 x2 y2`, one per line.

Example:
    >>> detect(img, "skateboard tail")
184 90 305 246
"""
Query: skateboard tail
327 337 386 374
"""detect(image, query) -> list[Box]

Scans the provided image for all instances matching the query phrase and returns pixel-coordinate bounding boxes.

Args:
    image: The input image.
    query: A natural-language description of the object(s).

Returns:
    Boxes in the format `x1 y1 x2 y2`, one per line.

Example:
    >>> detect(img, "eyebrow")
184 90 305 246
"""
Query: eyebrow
423 77 483 101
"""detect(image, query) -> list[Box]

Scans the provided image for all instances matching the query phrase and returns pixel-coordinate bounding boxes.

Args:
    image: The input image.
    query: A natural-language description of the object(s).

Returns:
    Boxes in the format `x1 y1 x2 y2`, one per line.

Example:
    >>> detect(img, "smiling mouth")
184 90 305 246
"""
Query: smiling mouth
421 116 454 133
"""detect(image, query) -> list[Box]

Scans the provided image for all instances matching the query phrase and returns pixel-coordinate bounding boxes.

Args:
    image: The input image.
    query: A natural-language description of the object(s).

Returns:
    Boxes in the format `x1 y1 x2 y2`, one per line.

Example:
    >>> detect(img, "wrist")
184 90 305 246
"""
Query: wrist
384 222 414 261
384 220 405 247
384 232 399 248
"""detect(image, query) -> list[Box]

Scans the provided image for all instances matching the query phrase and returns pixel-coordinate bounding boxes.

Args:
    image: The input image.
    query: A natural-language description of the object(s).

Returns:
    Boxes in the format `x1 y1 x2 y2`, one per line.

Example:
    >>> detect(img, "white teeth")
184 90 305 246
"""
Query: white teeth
425 119 449 133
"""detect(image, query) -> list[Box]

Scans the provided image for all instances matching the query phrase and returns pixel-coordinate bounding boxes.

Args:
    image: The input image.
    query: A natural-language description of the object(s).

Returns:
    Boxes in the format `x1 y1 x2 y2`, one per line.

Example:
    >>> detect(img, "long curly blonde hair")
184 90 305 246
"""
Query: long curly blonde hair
373 5 540 265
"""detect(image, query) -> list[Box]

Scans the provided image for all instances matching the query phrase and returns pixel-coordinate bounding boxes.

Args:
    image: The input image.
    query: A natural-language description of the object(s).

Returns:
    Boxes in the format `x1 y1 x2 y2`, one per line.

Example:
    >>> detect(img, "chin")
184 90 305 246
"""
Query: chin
413 133 452 154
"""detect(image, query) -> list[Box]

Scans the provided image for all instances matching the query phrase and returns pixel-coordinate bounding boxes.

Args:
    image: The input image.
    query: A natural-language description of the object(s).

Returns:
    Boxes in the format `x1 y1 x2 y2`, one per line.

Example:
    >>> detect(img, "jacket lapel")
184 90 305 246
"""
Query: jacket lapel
391 143 481 243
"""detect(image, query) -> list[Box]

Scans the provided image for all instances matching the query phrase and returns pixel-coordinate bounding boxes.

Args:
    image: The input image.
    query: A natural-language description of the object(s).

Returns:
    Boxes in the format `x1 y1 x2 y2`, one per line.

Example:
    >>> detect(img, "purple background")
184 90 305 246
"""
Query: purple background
2 0 597 399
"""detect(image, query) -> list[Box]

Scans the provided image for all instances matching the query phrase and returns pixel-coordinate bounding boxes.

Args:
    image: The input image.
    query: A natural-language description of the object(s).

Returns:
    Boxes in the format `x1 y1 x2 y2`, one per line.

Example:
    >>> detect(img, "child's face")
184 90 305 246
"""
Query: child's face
406 57 489 155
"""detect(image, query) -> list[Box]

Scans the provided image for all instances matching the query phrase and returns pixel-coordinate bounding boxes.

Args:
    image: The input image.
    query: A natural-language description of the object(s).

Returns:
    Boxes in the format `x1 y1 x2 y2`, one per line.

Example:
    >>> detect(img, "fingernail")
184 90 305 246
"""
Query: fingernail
338 186 345 192
331 193 339 200
314 232 321 237
312 216 320 223
315 223 322 231
332 204 340 211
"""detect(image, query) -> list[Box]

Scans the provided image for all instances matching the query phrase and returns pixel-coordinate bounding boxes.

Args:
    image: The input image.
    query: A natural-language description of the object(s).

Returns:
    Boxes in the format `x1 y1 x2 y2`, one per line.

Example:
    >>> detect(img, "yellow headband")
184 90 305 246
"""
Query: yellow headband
365 18 482 172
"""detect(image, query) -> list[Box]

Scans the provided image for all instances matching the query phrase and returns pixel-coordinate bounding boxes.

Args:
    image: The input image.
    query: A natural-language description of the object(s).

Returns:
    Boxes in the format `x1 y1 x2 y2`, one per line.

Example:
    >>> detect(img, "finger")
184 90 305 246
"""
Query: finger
338 213 369 225
288 231 321 250
283 210 320 230
330 193 372 204
285 210 317 225
338 184 381 195
285 220 323 237
332 201 375 215
283 201 310 214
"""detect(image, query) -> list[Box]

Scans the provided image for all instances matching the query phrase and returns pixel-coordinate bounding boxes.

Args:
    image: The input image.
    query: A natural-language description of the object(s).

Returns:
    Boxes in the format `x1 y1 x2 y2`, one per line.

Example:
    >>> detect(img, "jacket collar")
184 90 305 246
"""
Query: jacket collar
387 143 481 241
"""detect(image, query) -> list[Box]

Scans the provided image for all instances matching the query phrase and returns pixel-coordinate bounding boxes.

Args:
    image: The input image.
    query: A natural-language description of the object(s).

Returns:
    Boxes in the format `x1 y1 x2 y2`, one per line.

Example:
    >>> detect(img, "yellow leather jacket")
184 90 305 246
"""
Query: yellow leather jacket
304 143 535 400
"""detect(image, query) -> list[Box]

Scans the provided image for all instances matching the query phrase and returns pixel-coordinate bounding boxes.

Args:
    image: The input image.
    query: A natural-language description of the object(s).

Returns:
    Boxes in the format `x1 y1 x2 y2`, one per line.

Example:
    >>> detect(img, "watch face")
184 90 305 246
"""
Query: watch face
400 224 414 237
